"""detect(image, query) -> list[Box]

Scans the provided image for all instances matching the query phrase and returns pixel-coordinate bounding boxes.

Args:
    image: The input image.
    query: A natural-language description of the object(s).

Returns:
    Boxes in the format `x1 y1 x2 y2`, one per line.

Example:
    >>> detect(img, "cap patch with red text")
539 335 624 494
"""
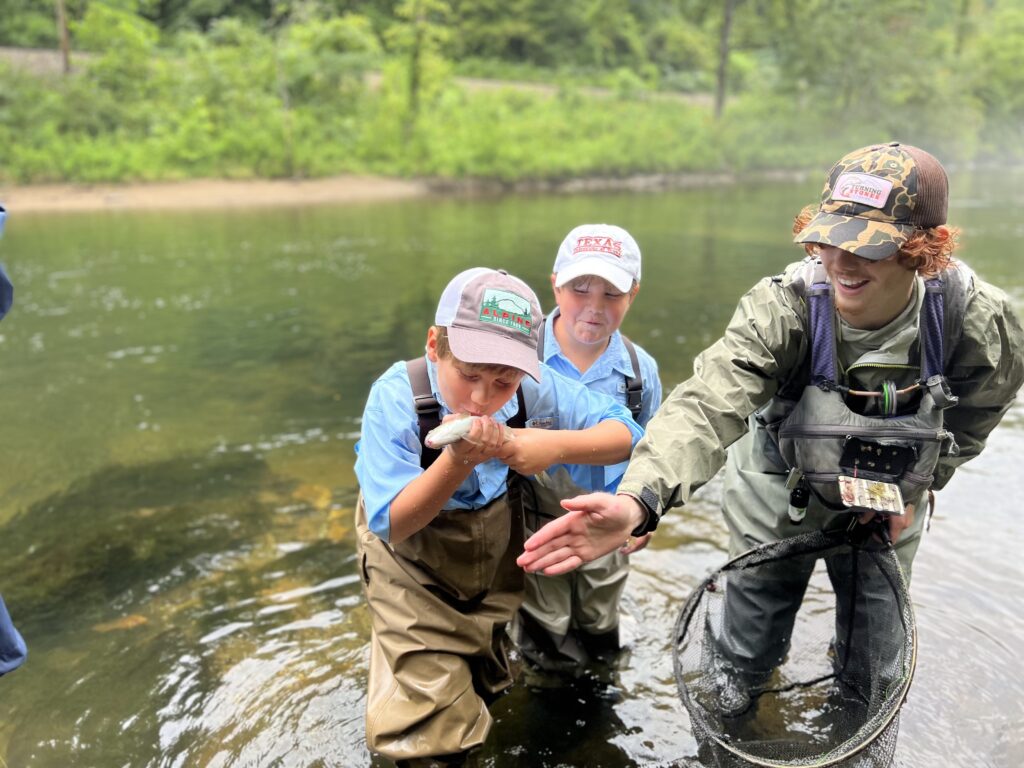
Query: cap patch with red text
573 235 623 258
831 172 894 209
479 288 533 335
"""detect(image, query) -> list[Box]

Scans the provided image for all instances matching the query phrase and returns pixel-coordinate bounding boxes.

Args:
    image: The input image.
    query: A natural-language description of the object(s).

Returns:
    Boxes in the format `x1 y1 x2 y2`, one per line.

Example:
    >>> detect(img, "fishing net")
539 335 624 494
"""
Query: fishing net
673 524 916 768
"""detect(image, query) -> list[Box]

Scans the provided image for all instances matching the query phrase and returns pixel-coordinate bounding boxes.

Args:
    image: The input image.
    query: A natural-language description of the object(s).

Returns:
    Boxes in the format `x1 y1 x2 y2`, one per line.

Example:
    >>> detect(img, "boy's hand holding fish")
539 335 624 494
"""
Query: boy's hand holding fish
425 415 557 475
426 415 628 477
427 414 513 466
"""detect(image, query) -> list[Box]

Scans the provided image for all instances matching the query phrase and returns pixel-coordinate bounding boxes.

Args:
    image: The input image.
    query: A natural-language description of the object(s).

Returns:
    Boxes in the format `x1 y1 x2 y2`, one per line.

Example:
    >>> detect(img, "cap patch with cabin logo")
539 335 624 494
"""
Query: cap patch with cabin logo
479 288 533 335
831 172 894 209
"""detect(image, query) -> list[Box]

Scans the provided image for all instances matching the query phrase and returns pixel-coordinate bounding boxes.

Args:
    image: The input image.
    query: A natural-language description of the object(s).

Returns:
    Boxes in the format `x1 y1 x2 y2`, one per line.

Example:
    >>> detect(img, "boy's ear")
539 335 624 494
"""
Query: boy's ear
425 326 440 362
549 273 559 293
629 284 640 304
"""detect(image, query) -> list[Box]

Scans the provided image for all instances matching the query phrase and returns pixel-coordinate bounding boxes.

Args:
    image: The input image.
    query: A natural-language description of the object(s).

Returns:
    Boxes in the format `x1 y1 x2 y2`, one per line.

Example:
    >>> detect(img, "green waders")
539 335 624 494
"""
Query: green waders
515 467 625 672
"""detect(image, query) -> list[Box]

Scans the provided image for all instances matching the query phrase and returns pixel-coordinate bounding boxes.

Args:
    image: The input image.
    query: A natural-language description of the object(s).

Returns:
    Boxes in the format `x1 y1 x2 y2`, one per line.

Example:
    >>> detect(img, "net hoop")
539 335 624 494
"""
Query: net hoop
672 528 917 768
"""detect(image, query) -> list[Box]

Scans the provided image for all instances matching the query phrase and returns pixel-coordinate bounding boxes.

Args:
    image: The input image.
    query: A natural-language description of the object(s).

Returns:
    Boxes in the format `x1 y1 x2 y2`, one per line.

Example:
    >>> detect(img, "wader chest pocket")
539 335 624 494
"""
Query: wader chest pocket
839 437 917 483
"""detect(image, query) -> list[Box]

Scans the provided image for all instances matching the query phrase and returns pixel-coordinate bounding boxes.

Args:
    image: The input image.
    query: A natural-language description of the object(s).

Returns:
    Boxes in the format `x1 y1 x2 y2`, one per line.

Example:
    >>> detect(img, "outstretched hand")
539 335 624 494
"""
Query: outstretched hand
516 492 647 576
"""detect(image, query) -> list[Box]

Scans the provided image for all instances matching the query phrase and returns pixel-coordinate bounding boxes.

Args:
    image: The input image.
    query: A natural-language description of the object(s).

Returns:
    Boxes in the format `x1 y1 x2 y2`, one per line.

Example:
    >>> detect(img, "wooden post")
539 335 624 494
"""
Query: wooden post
55 0 71 74
714 0 737 119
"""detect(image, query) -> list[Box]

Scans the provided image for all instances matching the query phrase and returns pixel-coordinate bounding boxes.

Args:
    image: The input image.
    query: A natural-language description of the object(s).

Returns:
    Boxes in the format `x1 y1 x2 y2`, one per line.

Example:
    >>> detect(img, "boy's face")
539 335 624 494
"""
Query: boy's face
426 327 525 416
551 274 636 346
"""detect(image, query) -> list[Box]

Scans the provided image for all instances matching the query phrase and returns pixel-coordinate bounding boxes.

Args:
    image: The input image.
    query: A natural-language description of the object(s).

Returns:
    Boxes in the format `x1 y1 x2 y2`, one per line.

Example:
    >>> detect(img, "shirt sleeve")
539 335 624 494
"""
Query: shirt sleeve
353 370 424 541
933 279 1024 490
524 364 644 491
617 273 808 513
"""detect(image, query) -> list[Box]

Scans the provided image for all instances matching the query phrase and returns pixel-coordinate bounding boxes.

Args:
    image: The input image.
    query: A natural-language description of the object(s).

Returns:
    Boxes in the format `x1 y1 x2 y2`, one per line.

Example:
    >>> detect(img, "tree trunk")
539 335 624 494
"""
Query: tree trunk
55 0 71 75
954 0 971 58
714 0 738 119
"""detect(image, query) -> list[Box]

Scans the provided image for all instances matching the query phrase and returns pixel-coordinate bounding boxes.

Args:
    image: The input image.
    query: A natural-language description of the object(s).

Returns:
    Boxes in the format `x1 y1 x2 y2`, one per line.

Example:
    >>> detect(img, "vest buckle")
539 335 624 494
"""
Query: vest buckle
924 375 959 410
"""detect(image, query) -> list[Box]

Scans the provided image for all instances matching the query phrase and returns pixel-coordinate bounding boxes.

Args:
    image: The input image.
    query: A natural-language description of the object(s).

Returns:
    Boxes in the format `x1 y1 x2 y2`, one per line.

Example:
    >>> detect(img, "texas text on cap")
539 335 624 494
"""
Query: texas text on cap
794 142 949 261
553 224 642 293
435 267 543 381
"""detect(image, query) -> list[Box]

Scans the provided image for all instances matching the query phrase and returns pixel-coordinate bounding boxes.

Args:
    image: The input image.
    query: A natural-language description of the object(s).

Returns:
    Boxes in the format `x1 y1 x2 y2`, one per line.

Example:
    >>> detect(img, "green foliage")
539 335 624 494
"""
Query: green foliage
965 5 1024 158
2 0 1024 183
72 3 160 103
646 16 714 73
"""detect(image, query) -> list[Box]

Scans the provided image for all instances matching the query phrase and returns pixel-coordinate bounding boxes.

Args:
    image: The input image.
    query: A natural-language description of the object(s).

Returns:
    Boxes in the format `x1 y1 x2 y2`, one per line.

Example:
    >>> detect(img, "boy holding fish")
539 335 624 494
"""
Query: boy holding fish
515 224 662 678
354 267 643 767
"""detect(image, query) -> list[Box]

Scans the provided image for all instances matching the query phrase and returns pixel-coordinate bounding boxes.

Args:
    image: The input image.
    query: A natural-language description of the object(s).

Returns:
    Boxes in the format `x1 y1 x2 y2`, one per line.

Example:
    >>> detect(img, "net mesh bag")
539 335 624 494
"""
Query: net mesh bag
673 525 916 768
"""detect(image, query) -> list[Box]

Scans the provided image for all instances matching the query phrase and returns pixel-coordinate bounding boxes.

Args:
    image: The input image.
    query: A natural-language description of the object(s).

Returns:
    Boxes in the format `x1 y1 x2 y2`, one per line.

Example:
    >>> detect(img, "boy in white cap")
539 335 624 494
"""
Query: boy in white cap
354 267 643 766
515 224 662 677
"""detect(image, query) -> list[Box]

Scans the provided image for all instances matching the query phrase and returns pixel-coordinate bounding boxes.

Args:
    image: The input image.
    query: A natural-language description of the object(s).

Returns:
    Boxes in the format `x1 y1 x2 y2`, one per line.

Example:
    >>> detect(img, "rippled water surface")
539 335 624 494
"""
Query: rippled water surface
0 171 1021 767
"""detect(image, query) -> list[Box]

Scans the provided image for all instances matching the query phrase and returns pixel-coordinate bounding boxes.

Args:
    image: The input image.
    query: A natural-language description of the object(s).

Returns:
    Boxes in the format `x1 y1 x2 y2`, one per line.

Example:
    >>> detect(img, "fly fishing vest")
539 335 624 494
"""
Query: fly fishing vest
759 260 971 513
536 330 644 419
406 356 527 469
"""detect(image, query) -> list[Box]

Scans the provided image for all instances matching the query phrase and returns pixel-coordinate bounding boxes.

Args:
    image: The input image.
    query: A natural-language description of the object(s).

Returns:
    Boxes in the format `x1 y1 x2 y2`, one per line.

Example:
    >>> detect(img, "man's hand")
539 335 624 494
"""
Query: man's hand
516 492 647 575
857 502 915 543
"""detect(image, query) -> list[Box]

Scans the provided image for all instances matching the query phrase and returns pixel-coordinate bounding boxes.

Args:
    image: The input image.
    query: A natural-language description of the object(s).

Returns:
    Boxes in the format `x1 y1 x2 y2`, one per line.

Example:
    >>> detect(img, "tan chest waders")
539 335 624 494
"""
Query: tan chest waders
356 358 527 762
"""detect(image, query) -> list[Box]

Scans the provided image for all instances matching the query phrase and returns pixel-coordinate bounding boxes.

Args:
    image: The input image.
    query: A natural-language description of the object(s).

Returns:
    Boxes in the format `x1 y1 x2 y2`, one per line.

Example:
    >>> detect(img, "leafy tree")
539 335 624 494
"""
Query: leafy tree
0 0 86 47
964 4 1024 155
386 0 451 124
580 0 647 69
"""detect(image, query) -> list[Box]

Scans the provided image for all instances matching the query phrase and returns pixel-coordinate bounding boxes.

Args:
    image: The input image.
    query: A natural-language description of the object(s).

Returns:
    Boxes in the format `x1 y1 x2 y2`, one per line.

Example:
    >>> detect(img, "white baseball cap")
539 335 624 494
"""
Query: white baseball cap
553 224 641 293
435 267 543 381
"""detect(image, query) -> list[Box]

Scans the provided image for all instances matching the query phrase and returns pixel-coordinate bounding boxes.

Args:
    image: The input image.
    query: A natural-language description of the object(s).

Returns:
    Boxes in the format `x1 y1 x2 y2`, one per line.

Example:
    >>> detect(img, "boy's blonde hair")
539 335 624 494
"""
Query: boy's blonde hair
433 326 525 379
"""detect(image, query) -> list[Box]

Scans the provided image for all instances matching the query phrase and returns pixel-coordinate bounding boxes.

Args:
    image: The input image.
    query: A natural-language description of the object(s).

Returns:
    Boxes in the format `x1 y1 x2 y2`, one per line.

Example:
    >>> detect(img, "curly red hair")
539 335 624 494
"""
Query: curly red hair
792 204 960 277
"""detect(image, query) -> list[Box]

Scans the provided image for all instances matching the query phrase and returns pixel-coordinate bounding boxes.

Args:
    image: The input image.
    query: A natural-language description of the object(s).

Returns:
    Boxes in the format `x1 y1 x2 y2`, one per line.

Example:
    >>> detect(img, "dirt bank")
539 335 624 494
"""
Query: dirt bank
0 176 433 214
1 170 816 214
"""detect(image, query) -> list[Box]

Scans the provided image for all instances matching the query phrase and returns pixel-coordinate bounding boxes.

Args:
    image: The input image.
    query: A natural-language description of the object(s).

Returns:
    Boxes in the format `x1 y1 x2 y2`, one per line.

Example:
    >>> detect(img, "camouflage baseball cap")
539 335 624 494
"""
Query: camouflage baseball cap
794 142 948 261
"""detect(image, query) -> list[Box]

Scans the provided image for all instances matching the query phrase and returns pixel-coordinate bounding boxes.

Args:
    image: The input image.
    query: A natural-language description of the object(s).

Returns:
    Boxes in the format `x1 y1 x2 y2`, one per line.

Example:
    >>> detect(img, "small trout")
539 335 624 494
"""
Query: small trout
424 415 515 448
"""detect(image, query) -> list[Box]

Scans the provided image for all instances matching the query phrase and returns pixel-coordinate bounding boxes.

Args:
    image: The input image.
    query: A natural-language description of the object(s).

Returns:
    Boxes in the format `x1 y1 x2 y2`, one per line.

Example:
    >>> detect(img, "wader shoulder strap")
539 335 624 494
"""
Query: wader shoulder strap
538 326 644 418
806 261 838 386
921 278 945 381
940 263 970 370
918 262 971 381
406 357 442 470
406 356 528 469
621 335 644 419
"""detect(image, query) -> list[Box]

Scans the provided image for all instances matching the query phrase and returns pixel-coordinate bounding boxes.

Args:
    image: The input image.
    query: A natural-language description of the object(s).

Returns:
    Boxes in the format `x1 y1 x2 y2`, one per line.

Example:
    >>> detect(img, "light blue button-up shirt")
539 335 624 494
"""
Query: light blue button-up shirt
354 357 644 541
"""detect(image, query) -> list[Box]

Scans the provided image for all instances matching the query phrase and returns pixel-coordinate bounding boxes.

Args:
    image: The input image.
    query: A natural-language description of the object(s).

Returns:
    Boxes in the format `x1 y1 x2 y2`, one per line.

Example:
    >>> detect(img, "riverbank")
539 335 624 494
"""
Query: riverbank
0 169 812 214
0 176 432 214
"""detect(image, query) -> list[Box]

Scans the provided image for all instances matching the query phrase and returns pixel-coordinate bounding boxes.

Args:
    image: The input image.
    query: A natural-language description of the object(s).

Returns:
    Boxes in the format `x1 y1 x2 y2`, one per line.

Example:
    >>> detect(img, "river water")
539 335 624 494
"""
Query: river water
0 171 1021 767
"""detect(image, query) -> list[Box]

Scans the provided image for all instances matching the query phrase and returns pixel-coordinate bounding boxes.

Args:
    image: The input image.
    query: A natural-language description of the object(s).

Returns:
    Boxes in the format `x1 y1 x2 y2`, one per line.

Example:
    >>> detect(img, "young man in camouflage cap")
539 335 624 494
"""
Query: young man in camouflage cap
516 142 1024 702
